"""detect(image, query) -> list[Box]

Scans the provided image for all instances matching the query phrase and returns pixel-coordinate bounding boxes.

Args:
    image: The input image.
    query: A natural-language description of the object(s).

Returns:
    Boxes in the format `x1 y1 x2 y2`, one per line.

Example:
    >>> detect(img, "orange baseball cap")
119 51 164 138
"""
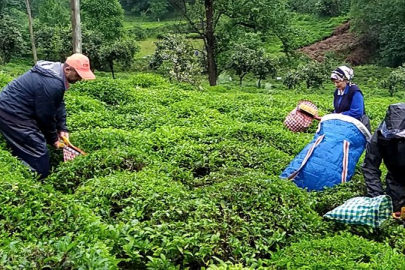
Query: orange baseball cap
65 53 96 80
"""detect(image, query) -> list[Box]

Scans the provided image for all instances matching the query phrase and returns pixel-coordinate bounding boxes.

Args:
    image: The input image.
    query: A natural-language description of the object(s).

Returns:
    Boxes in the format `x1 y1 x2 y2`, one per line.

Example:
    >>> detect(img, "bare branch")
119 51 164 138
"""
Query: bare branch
168 0 204 37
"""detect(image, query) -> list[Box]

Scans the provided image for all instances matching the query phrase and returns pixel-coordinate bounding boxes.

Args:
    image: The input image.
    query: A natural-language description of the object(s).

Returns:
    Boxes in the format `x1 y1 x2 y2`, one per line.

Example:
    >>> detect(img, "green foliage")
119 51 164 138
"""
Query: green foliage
0 15 24 64
0 237 121 269
227 43 256 86
81 0 125 41
64 91 107 113
207 263 249 270
119 174 325 268
282 59 333 89
351 0 405 67
70 78 136 105
37 0 70 28
35 24 71 61
120 0 174 20
130 73 167 88
311 174 366 215
381 65 405 97
267 233 405 269
46 147 147 192
0 71 12 88
150 34 203 85
99 39 140 77
1 60 405 268
289 0 350 16
127 25 148 40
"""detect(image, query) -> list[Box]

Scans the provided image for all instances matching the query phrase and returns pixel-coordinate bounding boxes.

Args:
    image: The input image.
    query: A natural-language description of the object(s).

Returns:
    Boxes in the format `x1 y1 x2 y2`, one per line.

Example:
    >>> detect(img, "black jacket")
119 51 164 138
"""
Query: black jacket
362 103 405 208
0 61 67 145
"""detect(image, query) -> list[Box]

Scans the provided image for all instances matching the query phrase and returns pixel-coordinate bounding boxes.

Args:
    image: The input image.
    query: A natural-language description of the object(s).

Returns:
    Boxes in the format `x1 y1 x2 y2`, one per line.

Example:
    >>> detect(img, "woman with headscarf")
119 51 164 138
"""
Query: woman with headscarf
330 66 371 131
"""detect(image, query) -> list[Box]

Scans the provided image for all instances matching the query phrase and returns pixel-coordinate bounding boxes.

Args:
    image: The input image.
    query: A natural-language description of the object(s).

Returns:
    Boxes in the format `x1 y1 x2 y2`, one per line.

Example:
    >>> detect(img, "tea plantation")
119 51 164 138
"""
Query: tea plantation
1 71 405 269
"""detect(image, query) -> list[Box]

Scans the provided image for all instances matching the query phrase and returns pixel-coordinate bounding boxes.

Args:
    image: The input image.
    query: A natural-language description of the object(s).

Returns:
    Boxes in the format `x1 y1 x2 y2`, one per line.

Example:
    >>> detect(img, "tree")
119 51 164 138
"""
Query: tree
351 0 405 67
25 0 37 63
81 0 124 41
0 15 24 64
282 59 332 89
35 24 72 61
381 66 405 97
150 34 203 85
119 0 173 19
37 0 70 27
99 39 139 79
227 44 255 86
221 0 296 57
170 0 294 86
70 0 81 53
169 0 219 86
252 52 276 88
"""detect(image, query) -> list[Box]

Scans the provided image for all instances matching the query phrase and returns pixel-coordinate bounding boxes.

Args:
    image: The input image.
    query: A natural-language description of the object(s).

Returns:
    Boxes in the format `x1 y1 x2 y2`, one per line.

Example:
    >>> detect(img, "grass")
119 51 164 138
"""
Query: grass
137 38 204 58
264 14 349 56
123 15 180 29
137 39 159 58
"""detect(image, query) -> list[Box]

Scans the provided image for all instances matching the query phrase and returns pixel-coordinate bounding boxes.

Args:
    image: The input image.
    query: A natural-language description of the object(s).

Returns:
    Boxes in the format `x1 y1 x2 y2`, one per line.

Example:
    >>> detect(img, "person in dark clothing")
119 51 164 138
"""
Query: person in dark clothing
362 103 405 212
0 53 95 179
330 66 371 131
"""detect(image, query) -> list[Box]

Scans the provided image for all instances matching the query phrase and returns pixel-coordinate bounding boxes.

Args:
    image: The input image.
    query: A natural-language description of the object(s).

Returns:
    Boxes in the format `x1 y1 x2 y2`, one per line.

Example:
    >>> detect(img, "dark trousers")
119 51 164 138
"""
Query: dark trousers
0 114 51 179
386 172 405 212
7 142 51 179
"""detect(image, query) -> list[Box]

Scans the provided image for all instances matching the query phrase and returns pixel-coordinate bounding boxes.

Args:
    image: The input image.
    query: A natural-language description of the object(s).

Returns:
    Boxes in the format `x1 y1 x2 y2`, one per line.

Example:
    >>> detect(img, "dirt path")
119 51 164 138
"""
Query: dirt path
299 22 373 65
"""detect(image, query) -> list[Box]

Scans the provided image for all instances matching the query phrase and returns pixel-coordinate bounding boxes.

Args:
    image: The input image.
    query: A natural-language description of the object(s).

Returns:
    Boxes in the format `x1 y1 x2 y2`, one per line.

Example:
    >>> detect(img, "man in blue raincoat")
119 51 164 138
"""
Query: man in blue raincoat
0 53 95 179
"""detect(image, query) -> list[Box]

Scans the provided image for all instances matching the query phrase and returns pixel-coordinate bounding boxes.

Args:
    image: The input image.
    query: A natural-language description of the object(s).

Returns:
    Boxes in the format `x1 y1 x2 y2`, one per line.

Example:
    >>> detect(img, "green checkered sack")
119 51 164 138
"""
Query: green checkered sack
324 195 393 228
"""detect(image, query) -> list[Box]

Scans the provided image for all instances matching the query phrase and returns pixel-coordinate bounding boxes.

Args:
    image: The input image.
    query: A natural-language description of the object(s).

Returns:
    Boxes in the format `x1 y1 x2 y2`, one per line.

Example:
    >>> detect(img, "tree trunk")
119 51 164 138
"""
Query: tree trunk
25 0 37 63
205 0 217 86
109 61 115 79
70 0 82 53
258 78 261 88
239 73 246 87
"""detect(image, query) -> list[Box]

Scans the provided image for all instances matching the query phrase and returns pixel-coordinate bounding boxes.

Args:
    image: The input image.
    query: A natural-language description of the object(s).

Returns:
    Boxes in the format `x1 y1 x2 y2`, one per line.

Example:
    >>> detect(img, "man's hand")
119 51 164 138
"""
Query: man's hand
58 131 69 140
53 140 60 149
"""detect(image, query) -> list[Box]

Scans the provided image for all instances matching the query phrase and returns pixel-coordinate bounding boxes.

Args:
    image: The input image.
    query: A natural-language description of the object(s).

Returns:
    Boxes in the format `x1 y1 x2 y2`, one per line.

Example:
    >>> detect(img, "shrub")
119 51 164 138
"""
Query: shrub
311 173 366 215
64 92 107 112
127 25 147 40
72 128 150 152
185 33 202 39
0 72 13 89
46 147 148 192
0 149 33 180
130 73 167 88
120 174 325 268
149 34 203 85
0 230 120 269
70 78 135 105
74 170 189 222
380 65 405 96
266 233 405 269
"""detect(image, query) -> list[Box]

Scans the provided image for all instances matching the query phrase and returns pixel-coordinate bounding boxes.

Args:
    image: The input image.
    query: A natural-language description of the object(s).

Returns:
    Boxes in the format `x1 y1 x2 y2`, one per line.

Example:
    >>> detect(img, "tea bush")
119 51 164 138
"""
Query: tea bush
1 61 404 268
130 73 167 88
0 72 13 88
74 170 189 222
65 91 107 112
119 174 326 268
46 147 148 192
70 78 136 105
267 233 405 269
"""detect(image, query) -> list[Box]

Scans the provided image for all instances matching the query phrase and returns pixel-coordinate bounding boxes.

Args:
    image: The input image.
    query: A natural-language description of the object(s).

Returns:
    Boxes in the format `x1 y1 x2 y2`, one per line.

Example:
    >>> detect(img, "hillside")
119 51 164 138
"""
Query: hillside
299 21 376 65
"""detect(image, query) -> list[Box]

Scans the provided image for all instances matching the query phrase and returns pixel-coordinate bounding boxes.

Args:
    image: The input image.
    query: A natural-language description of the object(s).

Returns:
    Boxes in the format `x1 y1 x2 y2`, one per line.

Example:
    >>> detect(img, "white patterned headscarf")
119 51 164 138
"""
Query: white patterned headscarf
331 66 354 81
